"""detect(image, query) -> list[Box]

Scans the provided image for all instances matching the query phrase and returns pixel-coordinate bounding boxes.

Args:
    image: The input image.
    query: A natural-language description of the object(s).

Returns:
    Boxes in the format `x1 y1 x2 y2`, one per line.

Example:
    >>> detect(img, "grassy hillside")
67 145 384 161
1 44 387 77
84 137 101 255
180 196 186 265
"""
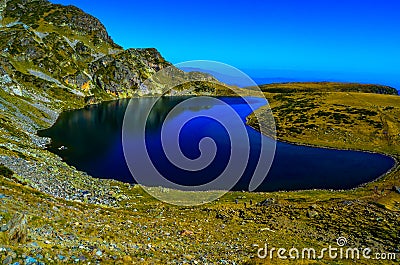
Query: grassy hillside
248 91 400 155
257 82 398 95
0 81 399 264
247 85 400 200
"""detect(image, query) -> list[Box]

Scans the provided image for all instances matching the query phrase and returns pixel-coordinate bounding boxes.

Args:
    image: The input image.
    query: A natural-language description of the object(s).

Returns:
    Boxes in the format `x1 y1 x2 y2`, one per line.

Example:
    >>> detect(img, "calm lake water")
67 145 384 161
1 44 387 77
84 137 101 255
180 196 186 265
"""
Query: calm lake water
39 97 395 192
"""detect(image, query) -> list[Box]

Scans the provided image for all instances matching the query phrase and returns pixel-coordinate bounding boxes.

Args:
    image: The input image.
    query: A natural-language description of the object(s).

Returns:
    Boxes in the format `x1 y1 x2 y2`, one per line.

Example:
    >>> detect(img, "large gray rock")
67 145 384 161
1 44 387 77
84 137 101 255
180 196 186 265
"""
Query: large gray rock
6 213 28 243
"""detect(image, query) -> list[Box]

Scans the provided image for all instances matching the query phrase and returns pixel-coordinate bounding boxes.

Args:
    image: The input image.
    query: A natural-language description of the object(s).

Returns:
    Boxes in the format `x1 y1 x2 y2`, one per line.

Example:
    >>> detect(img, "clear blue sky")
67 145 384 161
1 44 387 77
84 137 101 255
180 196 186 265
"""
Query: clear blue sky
51 0 400 88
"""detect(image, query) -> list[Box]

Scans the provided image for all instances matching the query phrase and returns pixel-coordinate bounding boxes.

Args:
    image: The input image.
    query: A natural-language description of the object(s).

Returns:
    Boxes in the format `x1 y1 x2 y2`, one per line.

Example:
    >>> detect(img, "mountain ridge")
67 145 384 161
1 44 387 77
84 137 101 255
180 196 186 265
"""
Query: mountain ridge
0 0 224 205
0 0 222 104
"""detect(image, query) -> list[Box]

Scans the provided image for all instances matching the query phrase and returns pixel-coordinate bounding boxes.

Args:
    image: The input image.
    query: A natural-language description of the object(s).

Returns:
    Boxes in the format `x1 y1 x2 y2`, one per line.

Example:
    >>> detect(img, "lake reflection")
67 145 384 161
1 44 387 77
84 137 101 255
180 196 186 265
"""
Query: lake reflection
39 97 395 191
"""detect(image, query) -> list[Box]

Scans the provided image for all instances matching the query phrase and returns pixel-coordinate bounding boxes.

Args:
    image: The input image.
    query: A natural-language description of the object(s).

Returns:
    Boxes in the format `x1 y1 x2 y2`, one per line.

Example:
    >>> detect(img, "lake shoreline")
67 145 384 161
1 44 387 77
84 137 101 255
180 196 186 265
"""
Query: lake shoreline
40 95 398 194
247 122 398 185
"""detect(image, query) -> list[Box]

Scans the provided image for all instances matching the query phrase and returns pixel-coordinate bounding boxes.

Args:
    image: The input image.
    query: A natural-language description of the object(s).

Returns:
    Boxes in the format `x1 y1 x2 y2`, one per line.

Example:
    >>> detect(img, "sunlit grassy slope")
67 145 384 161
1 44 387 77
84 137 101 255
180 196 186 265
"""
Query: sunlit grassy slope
248 91 400 155
0 81 399 264
247 83 400 209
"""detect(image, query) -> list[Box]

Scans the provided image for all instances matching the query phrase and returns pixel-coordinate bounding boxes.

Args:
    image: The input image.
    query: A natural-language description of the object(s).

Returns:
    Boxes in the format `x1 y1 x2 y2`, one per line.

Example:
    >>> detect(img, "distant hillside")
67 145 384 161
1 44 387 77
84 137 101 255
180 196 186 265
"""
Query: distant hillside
257 82 398 95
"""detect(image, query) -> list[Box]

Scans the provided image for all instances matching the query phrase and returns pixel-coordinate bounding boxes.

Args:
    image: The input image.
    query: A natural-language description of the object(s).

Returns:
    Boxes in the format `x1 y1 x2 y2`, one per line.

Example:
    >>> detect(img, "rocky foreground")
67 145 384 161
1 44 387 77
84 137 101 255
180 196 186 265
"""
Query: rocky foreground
0 170 400 264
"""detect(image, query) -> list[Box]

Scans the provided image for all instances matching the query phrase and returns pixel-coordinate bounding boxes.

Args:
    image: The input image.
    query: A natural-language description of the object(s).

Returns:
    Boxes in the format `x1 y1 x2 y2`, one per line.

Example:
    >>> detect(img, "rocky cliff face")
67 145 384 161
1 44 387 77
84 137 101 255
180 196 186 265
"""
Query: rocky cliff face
0 0 205 104
0 0 222 203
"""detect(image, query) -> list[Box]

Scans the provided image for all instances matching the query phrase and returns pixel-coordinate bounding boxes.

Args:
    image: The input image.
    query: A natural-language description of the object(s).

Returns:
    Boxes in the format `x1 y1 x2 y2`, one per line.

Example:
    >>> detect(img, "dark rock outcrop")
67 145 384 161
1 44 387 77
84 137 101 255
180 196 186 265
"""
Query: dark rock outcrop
0 0 205 101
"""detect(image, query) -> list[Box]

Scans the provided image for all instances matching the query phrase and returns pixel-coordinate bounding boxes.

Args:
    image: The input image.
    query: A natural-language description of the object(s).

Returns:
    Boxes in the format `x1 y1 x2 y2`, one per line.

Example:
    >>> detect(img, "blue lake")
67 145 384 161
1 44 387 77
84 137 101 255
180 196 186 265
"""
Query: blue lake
39 97 395 192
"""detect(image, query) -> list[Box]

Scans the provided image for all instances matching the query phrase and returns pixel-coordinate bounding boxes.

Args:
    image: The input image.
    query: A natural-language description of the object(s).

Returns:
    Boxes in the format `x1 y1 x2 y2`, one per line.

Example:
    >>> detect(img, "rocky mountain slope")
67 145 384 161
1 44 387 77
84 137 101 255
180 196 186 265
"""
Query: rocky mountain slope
0 0 224 204
0 0 213 102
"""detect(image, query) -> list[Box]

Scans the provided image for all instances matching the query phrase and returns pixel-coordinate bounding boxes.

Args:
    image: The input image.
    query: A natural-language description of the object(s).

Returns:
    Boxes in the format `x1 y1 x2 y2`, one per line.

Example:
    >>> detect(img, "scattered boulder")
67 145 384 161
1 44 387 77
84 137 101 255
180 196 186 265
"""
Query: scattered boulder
24 256 38 265
307 210 319 218
2 255 12 265
342 200 353 206
215 212 228 220
7 213 28 243
257 198 275 207
180 230 194 236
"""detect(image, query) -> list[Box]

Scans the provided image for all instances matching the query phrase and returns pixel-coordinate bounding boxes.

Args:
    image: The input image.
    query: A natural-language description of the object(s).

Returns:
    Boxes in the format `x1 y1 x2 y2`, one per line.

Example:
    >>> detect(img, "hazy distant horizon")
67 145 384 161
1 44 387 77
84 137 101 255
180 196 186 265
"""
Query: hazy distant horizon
180 66 399 92
247 69 400 91
51 0 400 92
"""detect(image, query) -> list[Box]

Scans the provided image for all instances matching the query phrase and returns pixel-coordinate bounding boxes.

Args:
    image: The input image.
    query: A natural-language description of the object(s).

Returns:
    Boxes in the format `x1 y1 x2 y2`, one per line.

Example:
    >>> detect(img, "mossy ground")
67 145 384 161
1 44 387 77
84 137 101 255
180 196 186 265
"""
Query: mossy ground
0 84 399 264
0 169 399 264
248 91 400 155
